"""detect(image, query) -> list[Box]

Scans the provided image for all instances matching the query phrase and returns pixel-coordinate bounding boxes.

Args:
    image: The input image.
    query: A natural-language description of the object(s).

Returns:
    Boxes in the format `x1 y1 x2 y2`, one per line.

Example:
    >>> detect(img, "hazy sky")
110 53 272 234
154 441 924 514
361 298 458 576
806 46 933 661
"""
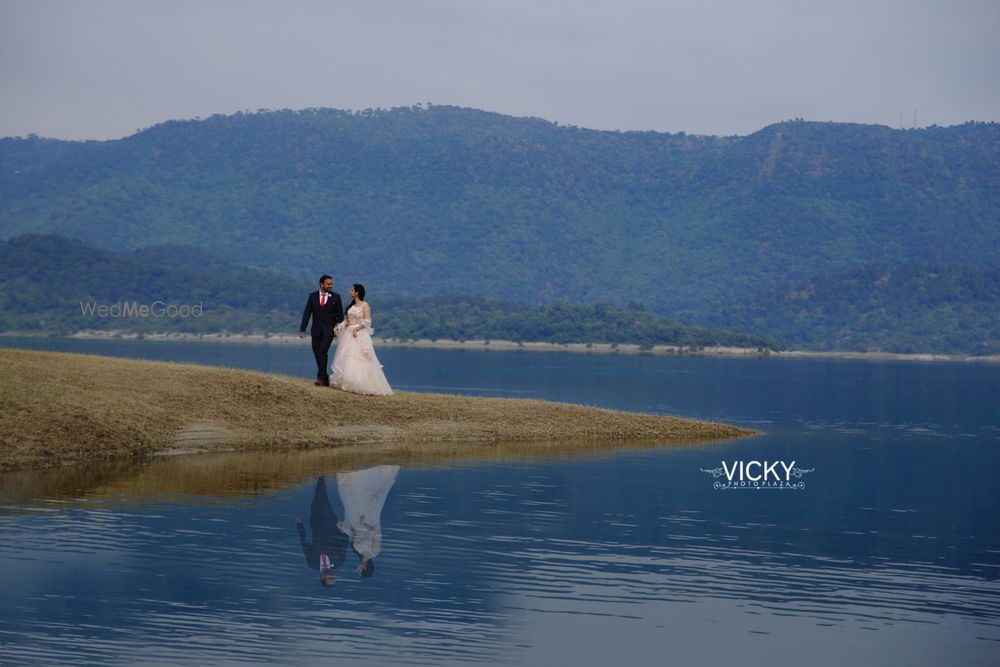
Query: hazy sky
1 0 998 140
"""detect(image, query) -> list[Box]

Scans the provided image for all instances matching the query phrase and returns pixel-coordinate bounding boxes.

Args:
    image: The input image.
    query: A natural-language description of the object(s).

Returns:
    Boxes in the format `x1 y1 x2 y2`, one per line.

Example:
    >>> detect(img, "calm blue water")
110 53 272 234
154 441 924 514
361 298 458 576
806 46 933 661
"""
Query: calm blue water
1 337 999 666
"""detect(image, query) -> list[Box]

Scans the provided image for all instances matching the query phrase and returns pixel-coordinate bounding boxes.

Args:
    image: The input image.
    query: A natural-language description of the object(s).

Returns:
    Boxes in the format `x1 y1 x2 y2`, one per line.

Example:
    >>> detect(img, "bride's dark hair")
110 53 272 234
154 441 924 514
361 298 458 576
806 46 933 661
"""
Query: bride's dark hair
346 283 366 311
352 546 376 578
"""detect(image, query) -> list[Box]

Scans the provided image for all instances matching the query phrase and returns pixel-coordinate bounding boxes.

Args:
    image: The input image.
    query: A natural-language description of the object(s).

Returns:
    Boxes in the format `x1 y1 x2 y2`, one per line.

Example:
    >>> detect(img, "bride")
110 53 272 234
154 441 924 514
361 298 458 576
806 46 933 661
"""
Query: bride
330 283 393 396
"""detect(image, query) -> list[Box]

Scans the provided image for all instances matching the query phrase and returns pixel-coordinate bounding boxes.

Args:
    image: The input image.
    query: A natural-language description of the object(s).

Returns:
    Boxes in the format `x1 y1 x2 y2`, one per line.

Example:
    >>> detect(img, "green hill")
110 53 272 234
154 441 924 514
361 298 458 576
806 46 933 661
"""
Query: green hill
0 233 310 333
705 263 1000 354
1 106 997 352
0 233 780 349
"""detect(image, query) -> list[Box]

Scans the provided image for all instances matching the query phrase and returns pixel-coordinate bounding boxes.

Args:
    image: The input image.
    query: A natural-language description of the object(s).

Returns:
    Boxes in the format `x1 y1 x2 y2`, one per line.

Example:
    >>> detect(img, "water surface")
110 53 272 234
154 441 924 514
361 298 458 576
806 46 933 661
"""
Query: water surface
1 338 998 665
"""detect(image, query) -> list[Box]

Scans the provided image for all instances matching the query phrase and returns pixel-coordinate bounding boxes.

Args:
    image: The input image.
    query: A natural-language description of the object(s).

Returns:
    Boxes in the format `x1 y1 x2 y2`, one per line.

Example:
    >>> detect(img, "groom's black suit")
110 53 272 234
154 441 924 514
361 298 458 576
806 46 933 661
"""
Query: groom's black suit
300 290 344 383
297 476 348 572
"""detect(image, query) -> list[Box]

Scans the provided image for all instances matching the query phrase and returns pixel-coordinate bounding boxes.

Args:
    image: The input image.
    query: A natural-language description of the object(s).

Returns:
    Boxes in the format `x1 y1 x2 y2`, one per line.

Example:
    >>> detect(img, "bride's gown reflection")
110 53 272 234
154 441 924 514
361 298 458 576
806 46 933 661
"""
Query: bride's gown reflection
335 465 400 579
296 476 348 587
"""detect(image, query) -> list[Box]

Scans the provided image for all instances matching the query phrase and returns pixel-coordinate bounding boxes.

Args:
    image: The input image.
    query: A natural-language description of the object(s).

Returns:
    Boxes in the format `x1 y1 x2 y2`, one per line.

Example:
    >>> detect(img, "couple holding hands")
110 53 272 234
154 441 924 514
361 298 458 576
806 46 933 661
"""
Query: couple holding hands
299 274 392 396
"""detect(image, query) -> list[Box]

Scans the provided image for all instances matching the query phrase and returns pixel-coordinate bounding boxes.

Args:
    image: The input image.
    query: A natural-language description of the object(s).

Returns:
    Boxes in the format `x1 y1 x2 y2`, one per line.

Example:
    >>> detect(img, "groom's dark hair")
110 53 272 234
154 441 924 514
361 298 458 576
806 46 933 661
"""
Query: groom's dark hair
319 275 332 284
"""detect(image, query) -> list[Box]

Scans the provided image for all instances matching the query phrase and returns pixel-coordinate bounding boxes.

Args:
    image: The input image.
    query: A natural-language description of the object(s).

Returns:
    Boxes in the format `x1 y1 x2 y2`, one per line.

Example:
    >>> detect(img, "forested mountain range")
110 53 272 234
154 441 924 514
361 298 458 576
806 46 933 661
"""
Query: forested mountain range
1 106 997 352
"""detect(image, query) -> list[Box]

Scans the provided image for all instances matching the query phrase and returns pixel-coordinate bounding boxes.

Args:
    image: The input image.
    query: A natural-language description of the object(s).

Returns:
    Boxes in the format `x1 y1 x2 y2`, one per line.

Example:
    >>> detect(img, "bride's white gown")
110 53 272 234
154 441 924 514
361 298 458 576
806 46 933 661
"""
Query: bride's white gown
331 302 393 395
336 465 399 561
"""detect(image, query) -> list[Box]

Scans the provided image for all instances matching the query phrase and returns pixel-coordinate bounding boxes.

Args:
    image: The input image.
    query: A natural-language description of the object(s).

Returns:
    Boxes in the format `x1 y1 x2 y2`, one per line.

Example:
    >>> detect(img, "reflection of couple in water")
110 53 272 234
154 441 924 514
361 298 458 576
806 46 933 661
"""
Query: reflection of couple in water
296 465 399 587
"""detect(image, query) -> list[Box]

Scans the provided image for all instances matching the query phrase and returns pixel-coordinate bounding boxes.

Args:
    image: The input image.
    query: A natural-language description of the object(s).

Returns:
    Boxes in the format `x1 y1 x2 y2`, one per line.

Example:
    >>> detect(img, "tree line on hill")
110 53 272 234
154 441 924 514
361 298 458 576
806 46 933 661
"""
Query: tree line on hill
0 234 782 350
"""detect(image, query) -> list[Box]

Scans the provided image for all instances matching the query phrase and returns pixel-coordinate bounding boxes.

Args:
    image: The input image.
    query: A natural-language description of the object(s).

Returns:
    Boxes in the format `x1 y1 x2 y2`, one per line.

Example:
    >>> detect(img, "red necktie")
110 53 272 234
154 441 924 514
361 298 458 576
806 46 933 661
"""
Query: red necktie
320 293 327 307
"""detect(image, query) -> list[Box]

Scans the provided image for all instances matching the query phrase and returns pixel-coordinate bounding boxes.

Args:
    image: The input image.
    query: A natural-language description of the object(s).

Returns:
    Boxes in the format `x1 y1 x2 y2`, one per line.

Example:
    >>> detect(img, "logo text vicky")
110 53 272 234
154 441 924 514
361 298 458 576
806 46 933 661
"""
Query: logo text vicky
700 460 814 490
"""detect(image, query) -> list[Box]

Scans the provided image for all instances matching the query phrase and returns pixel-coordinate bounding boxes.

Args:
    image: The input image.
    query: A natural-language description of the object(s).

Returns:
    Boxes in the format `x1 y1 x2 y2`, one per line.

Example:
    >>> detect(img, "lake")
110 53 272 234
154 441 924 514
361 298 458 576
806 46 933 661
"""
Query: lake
1 337 998 666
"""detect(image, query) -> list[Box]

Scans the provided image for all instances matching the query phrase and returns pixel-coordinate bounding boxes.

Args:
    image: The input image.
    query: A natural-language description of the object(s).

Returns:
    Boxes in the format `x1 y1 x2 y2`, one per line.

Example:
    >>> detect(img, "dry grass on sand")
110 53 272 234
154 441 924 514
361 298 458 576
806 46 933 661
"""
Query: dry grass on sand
1 348 754 471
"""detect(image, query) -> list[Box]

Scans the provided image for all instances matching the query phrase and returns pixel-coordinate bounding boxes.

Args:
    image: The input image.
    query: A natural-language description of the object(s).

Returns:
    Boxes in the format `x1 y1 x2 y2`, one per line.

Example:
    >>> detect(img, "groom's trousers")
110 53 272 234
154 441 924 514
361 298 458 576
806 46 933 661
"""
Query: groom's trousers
311 332 334 382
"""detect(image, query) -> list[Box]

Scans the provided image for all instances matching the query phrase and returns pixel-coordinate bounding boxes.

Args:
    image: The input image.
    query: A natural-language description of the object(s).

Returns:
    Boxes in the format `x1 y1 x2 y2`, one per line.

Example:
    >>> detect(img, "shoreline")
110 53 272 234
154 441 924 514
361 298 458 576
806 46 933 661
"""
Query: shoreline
0 348 753 472
4 330 999 364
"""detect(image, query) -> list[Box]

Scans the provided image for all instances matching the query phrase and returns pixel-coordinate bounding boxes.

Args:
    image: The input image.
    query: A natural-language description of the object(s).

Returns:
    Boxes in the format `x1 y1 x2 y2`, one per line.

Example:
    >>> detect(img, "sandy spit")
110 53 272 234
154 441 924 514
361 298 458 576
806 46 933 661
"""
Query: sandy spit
0 348 753 471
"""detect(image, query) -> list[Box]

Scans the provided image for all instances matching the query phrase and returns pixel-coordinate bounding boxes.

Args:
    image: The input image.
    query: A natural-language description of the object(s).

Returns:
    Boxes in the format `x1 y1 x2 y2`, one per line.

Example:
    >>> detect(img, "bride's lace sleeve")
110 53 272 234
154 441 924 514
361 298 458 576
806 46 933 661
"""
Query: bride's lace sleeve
360 302 373 328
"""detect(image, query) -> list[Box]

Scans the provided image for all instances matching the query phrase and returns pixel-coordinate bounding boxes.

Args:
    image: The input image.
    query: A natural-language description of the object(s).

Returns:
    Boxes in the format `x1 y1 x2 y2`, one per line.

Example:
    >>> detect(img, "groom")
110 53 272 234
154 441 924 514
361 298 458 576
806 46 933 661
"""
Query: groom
299 274 344 386
296 476 348 587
